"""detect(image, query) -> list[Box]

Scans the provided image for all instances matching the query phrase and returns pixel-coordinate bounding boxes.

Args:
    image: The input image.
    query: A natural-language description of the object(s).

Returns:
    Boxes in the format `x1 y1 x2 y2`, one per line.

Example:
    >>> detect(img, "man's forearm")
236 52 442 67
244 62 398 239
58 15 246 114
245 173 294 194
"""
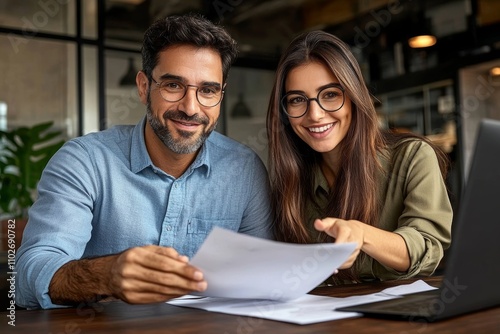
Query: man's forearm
48 255 116 305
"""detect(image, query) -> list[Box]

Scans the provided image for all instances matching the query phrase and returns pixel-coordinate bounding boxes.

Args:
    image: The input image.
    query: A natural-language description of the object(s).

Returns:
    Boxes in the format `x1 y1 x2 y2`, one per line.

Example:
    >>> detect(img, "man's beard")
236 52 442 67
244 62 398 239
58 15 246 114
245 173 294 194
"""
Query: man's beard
146 104 217 154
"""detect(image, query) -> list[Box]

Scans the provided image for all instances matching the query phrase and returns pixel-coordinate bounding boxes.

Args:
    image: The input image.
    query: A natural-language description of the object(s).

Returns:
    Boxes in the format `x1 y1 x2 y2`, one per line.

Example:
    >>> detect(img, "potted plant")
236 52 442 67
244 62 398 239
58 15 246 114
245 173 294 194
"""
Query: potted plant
0 121 65 250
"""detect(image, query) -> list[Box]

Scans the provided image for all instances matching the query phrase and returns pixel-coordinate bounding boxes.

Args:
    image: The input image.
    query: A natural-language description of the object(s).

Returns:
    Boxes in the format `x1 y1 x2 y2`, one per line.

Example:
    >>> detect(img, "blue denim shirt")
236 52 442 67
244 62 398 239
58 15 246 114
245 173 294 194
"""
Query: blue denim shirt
16 116 272 309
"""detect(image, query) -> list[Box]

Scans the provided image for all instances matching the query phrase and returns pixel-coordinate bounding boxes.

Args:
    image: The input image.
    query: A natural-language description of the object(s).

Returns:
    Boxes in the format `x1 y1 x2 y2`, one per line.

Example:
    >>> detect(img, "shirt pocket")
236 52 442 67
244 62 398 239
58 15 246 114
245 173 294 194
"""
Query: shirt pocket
186 218 239 256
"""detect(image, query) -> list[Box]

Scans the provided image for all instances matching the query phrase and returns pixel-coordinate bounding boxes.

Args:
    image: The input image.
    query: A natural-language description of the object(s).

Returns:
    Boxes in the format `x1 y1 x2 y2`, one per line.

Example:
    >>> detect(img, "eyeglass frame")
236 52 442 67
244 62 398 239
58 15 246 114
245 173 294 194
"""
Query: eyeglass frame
151 77 225 108
280 83 346 118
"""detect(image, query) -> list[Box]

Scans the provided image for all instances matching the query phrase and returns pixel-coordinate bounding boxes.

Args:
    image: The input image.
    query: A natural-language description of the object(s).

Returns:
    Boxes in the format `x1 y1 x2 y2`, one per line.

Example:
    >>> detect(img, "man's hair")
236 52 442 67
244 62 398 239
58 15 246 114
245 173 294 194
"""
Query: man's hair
141 14 238 83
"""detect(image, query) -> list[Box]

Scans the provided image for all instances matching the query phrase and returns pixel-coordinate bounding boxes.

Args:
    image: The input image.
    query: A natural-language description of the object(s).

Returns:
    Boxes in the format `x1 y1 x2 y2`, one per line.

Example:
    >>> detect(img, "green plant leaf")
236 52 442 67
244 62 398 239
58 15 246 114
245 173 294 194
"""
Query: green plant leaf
0 121 65 218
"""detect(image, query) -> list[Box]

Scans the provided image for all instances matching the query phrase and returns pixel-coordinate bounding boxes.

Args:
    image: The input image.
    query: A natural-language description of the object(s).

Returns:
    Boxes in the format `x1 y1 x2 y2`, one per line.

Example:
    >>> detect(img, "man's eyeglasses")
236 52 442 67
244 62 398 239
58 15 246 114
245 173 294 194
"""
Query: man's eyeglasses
281 84 345 118
151 78 224 108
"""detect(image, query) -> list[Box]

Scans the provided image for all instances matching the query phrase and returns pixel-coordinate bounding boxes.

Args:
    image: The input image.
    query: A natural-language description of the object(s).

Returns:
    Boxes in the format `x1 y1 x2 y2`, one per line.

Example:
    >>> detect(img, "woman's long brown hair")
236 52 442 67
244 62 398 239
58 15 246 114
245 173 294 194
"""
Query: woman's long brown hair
266 31 449 281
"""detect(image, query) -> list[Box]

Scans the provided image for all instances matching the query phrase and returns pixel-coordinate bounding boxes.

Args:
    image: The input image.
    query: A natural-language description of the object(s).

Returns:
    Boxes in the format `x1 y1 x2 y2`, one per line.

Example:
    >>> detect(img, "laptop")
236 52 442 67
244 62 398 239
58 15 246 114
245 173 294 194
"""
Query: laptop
337 118 500 321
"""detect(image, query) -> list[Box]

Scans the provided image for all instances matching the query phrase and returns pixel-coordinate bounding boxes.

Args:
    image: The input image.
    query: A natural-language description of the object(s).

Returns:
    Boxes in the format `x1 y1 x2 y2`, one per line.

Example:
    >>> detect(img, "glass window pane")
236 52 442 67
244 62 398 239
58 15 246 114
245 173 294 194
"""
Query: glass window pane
224 67 275 167
103 0 203 48
428 83 455 135
0 101 7 130
83 45 99 134
383 91 425 135
0 35 77 137
105 52 144 127
0 0 76 36
82 0 97 39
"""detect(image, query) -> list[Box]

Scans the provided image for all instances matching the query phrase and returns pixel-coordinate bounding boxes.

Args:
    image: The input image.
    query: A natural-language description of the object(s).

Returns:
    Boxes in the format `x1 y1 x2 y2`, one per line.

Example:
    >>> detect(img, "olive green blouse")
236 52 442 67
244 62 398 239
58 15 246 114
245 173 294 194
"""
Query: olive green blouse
307 139 453 282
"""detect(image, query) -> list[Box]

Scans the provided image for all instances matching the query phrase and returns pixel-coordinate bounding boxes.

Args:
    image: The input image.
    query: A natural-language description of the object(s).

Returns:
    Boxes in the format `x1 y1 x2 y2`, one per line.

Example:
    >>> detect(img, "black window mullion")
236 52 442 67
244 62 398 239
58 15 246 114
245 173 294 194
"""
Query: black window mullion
97 0 106 130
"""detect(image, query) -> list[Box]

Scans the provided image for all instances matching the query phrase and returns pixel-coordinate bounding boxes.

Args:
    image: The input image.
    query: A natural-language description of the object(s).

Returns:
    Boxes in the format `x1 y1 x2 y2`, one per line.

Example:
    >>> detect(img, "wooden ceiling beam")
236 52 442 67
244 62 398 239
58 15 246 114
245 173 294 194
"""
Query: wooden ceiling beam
302 0 393 29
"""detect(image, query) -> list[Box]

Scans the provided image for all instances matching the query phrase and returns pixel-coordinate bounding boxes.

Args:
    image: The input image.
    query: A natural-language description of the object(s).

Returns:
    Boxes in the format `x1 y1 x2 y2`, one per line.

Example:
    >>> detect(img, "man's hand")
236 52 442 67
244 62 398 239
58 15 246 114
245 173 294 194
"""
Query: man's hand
314 218 364 269
49 245 207 305
109 245 206 304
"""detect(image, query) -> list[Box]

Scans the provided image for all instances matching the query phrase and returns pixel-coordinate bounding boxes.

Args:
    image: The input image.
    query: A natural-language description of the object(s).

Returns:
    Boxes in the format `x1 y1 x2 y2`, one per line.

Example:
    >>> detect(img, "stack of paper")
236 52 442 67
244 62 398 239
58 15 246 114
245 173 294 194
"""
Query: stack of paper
167 228 436 324
169 280 436 324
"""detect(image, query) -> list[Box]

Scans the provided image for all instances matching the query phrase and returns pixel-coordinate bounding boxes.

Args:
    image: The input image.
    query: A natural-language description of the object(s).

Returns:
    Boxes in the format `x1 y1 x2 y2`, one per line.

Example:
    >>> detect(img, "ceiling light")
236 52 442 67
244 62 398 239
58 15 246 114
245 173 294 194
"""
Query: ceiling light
490 67 500 77
489 66 500 86
408 35 437 48
231 93 252 118
119 58 138 86
407 10 436 49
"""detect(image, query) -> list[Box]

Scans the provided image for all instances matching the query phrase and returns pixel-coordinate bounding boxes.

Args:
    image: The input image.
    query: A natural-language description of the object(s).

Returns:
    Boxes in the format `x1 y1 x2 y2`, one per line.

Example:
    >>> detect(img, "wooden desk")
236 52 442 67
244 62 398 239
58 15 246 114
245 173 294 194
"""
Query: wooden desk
4 276 500 333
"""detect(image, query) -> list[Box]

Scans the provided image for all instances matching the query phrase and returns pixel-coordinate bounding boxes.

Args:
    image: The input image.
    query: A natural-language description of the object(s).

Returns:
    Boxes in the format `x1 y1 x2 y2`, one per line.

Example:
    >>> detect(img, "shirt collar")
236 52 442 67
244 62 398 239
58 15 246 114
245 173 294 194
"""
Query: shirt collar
186 135 211 178
130 116 211 177
130 116 152 173
313 164 330 196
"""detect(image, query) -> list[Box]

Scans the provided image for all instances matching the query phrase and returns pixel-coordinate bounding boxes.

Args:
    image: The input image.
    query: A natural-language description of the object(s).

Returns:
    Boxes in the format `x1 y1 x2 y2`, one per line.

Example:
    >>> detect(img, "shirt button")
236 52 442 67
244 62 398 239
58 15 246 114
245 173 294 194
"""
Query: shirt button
174 184 178 188
166 226 172 231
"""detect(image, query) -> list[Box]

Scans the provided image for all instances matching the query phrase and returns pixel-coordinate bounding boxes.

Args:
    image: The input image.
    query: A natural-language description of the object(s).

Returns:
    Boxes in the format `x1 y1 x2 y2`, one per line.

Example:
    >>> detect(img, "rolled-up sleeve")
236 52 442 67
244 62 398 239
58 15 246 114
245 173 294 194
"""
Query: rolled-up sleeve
394 142 453 277
15 140 96 309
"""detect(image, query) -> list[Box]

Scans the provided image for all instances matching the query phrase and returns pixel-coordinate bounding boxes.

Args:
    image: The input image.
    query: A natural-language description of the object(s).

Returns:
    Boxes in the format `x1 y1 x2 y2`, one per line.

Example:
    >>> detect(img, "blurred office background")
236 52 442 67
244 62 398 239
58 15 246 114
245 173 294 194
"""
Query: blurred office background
1 0 500 211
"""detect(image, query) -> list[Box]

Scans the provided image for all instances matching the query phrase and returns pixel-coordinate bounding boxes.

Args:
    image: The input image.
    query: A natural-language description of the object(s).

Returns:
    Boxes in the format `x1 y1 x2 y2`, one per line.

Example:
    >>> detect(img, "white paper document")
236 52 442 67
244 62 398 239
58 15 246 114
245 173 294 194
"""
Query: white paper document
189 227 357 301
168 280 437 325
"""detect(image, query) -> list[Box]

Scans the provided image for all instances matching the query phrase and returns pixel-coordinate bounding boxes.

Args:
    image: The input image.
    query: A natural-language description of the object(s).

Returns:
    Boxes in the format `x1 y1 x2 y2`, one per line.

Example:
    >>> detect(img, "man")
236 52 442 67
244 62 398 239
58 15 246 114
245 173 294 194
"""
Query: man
16 14 272 309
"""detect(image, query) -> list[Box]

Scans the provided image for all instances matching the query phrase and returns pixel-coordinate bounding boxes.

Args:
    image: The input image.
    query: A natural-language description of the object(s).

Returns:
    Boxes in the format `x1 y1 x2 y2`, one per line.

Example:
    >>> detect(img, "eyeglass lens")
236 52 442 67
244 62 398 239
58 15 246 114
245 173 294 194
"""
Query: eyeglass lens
157 80 223 107
282 85 344 117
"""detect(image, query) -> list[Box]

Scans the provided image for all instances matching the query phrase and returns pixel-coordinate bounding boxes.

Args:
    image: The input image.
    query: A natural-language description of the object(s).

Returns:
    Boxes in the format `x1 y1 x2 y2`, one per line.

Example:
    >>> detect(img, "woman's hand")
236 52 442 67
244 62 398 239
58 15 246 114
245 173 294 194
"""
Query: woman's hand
314 218 411 272
314 218 364 269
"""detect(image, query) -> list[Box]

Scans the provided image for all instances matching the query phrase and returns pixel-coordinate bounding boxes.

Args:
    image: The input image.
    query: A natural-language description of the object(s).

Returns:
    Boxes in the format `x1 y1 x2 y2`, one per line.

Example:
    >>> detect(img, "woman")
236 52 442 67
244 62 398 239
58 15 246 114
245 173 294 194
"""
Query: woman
266 31 453 284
